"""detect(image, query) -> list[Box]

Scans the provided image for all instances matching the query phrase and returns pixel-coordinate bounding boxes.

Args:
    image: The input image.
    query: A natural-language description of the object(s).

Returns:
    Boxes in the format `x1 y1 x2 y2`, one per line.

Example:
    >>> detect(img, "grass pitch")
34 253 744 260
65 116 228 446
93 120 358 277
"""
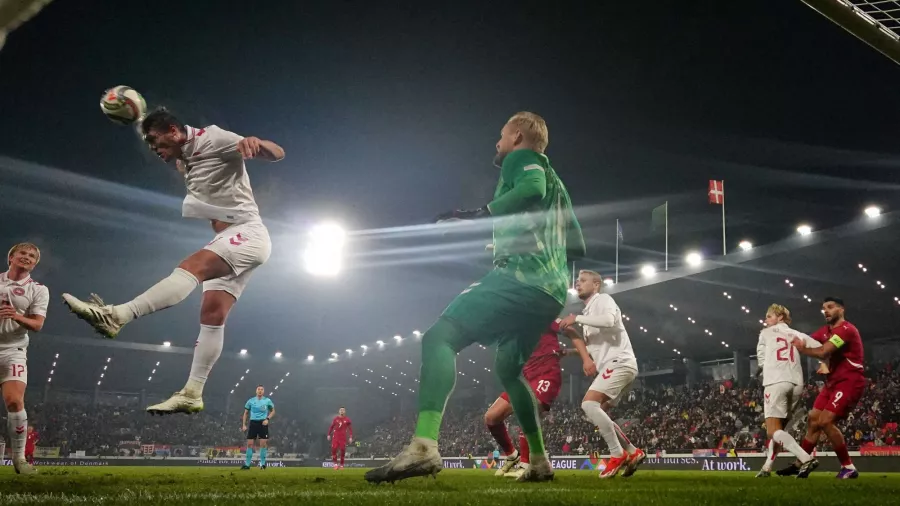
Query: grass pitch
0 467 894 505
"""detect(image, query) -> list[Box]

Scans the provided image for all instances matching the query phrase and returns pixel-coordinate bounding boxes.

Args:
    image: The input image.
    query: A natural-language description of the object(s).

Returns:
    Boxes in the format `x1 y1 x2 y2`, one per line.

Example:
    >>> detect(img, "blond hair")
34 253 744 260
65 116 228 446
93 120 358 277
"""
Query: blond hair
7 242 40 266
767 303 791 325
508 111 549 153
579 269 602 286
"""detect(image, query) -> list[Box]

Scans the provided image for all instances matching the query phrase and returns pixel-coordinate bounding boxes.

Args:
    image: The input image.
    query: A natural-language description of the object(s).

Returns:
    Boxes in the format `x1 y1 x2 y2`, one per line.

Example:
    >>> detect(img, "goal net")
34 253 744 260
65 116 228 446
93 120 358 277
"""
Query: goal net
801 0 900 65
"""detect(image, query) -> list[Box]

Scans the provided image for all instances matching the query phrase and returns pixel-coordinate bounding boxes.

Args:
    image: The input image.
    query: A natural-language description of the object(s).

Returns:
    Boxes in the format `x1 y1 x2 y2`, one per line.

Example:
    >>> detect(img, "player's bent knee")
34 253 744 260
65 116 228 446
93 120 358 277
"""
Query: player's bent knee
179 249 234 282
582 390 607 405
200 291 236 325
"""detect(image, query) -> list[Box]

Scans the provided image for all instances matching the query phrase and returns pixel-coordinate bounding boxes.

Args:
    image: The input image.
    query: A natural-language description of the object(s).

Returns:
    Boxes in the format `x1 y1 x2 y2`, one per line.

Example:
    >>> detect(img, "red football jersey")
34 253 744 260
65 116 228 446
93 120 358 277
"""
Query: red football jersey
328 416 353 441
25 431 38 450
810 321 864 384
522 321 562 380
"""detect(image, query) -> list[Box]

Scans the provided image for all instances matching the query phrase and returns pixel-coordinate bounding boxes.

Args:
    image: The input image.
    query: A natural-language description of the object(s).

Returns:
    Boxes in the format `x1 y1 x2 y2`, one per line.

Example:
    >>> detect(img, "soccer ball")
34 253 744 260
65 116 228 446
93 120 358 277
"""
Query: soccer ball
100 85 147 125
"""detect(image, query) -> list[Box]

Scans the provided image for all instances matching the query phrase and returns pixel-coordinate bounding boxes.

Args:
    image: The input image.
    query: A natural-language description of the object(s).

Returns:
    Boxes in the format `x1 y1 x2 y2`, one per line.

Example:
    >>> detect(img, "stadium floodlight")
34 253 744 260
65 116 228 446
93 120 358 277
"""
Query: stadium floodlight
239 349 248 355
230 389 234 394
331 352 338 358
394 335 403 341
162 341 171 347
303 222 346 276
738 240 752 251
376 340 385 346
603 278 615 287
307 355 314 361
274 351 283 358
865 206 882 218
797 224 812 236
345 349 353 354
413 330 422 337
640 264 656 278
685 251 702 267
361 345 368 350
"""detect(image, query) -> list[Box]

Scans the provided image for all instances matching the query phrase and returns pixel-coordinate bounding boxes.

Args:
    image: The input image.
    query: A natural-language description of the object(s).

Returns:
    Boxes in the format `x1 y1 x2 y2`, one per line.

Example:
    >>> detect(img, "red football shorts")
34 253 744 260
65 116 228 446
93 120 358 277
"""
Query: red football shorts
331 439 347 451
500 372 561 410
813 378 866 419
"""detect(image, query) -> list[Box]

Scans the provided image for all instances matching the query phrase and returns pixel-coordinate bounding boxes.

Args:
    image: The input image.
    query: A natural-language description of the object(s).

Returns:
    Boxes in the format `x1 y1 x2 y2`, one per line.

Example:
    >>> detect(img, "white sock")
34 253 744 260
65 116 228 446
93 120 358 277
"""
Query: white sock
582 401 623 457
761 438 777 471
183 324 224 397
113 268 199 323
613 422 637 454
774 429 811 463
7 410 26 459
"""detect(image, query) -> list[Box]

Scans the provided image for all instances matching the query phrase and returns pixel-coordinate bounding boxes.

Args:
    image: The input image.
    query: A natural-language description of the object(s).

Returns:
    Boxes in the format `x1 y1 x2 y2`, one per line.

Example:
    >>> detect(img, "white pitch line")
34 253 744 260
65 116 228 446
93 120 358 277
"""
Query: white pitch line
0 487 593 504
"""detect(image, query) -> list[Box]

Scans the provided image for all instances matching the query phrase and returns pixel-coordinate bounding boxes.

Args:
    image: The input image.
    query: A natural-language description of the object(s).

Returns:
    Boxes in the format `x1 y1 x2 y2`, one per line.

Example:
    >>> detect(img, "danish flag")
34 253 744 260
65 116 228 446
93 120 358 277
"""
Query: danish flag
708 180 724 205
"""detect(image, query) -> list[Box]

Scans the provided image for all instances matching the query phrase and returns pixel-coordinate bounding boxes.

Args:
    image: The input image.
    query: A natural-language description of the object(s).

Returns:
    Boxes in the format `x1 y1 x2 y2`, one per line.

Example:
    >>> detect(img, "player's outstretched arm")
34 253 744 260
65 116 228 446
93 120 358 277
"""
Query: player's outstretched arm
792 337 835 360
486 168 546 216
237 136 285 162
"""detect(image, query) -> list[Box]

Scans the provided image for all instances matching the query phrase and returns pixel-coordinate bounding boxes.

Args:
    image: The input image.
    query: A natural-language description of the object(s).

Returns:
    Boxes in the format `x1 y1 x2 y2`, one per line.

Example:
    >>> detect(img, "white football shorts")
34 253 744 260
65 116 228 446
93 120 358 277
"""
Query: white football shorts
588 361 637 406
0 348 27 385
763 381 803 420
203 221 272 300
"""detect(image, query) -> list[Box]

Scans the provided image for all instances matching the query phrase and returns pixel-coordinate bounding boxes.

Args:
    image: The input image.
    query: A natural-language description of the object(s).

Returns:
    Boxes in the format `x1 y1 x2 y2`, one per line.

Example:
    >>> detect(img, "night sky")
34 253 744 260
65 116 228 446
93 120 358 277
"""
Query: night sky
1 0 899 367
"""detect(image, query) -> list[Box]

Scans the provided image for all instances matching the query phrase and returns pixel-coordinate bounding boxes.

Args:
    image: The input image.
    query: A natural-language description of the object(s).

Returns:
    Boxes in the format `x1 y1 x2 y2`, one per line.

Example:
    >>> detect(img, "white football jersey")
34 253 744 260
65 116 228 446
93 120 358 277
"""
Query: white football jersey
756 322 821 387
180 125 261 224
0 271 49 349
577 293 637 370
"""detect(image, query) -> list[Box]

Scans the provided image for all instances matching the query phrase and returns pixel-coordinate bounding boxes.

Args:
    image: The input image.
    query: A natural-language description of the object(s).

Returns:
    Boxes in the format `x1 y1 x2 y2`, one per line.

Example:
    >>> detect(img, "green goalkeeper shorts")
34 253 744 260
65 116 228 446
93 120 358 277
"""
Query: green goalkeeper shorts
440 268 563 350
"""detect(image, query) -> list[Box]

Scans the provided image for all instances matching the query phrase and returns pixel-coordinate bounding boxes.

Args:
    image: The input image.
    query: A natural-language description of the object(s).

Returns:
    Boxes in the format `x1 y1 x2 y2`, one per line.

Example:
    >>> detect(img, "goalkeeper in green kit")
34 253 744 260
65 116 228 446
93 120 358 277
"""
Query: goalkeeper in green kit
365 112 585 484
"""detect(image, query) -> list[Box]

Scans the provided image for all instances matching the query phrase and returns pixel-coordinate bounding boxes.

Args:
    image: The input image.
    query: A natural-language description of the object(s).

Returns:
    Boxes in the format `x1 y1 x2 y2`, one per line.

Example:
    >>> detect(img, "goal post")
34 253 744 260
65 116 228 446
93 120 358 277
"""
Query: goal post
800 0 900 65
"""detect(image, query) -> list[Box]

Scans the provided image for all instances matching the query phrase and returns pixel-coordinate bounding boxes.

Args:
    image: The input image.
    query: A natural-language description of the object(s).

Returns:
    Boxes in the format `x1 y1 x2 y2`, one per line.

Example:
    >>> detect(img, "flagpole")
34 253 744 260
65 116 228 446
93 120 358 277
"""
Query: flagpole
665 201 669 271
721 181 726 256
571 261 576 289
615 219 619 284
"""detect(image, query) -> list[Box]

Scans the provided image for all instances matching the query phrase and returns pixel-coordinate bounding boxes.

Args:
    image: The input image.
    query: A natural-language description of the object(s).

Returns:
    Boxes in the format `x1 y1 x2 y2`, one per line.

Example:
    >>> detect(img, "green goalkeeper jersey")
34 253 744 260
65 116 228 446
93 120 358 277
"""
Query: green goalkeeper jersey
486 149 585 304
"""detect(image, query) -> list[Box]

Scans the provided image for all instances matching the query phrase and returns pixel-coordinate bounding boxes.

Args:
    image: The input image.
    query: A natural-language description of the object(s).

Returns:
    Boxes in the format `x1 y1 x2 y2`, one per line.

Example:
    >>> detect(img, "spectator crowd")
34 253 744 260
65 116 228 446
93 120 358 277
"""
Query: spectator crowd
9 361 899 460
357 360 900 458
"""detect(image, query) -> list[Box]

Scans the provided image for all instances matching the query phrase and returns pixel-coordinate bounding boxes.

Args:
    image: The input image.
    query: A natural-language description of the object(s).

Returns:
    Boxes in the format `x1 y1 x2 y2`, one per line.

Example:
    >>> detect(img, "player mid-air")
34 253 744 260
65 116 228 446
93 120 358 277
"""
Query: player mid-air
783 297 865 479
241 385 274 470
0 243 49 475
365 112 585 484
62 109 284 415
486 320 563 478
559 269 644 479
327 407 353 469
754 304 819 478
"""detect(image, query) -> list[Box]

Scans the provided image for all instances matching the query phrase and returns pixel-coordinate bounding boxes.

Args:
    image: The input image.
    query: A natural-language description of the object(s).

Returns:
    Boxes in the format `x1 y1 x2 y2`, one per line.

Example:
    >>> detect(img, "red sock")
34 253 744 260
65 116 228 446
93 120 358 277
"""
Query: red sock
615 423 635 452
340 448 346 466
800 438 816 455
518 431 530 464
487 423 515 455
834 443 852 467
